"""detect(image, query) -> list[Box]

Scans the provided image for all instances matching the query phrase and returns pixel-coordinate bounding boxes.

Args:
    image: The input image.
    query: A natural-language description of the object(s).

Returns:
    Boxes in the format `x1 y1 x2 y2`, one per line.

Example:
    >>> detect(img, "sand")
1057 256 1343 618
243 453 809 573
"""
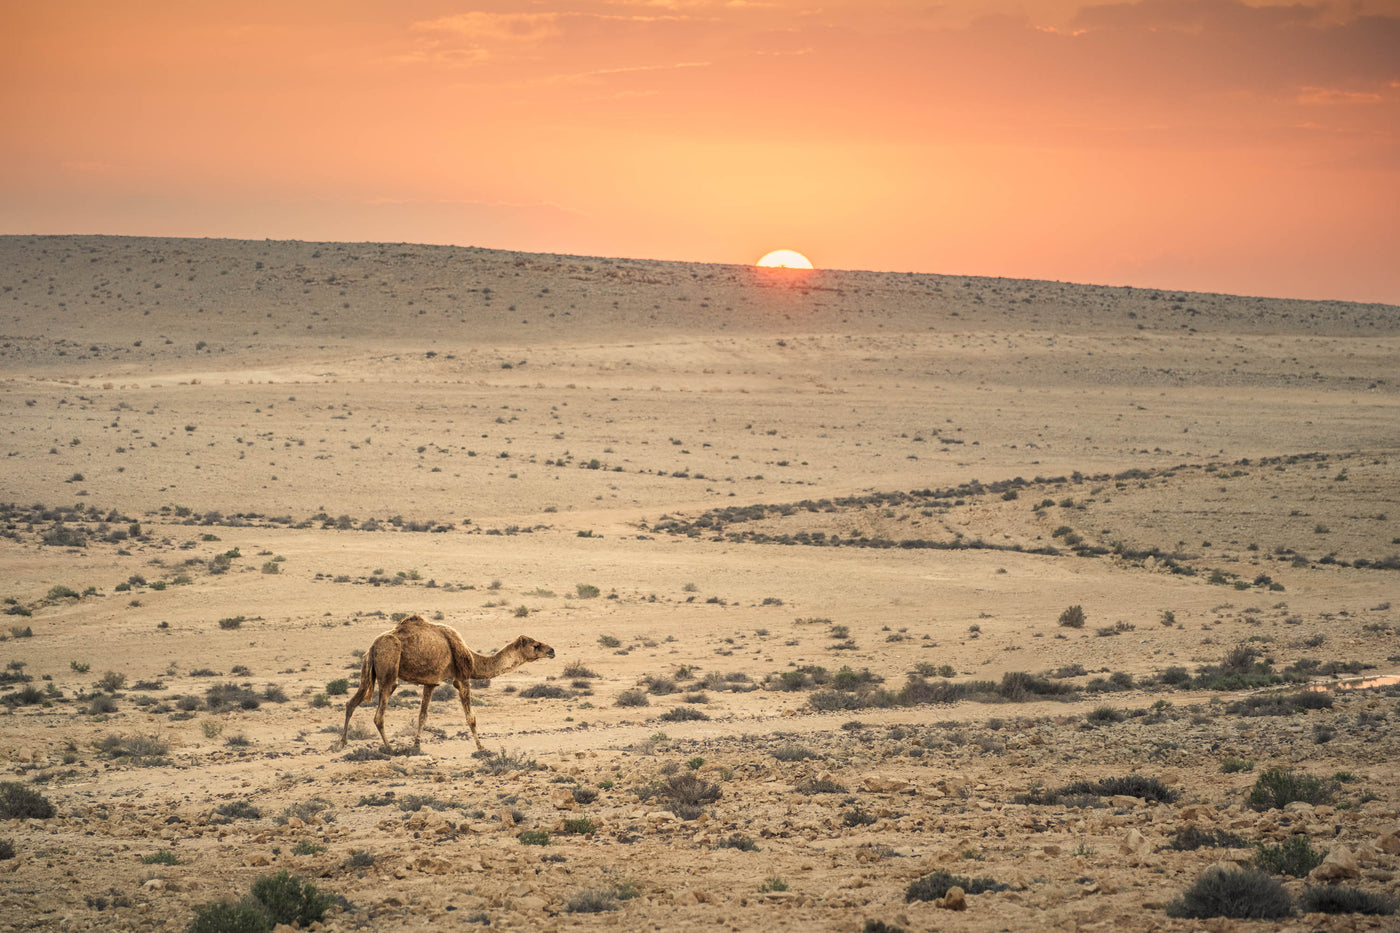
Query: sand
0 234 1397 930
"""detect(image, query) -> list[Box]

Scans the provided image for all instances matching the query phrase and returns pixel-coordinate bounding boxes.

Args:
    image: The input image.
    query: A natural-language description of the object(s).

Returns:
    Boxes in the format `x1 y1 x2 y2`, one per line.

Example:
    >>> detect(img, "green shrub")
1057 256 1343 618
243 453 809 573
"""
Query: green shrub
1220 758 1254 773
1253 835 1325 877
249 871 334 926
187 897 274 933
518 829 550 846
1247 768 1332 811
659 706 709 722
717 833 758 851
658 772 721 820
1298 885 1397 915
906 870 1009 902
1165 867 1293 919
576 584 601 599
0 783 55 819
759 877 789 893
562 817 596 835
143 849 181 865
325 678 349 696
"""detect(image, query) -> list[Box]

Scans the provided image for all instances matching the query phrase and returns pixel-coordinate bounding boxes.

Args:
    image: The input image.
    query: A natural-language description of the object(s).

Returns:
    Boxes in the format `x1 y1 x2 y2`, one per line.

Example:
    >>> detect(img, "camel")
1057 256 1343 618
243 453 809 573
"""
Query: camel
335 615 554 751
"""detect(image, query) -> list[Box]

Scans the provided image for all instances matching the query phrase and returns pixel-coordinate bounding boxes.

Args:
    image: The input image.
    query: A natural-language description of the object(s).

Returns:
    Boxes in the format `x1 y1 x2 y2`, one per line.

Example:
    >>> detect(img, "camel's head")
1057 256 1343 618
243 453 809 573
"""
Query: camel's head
514 635 555 661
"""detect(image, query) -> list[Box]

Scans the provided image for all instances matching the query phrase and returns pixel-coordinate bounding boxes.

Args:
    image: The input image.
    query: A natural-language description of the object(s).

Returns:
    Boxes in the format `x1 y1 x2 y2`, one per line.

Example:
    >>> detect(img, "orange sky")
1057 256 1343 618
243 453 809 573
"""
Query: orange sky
3 1 1398 302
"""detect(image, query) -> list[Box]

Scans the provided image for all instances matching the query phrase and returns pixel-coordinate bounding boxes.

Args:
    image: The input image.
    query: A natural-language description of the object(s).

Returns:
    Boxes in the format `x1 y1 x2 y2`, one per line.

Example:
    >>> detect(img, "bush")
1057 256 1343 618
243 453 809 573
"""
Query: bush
1254 835 1325 877
717 833 759 851
519 683 567 699
658 772 721 820
250 872 333 926
576 584 601 599
0 782 55 819
616 688 649 707
187 872 334 933
1166 826 1248 850
1165 867 1293 919
518 829 550 846
562 817 596 835
1058 605 1086 628
187 897 274 933
1298 885 1397 915
1247 768 1332 811
659 706 709 722
325 678 349 696
906 870 1009 902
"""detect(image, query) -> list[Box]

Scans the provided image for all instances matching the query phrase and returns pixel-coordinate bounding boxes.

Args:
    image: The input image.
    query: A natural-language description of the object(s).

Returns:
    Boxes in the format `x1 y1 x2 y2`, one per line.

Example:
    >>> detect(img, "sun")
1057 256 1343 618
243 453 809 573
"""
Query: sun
756 249 813 270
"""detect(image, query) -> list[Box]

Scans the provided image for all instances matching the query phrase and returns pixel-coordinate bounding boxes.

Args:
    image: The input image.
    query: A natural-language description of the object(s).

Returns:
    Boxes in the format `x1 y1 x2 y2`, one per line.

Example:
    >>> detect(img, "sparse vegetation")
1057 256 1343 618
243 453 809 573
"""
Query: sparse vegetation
1166 867 1293 920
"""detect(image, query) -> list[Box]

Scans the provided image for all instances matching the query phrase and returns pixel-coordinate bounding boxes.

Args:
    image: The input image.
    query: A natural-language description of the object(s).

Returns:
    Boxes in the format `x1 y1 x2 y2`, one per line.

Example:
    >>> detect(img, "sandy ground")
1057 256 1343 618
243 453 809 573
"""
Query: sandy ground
1 234 1398 931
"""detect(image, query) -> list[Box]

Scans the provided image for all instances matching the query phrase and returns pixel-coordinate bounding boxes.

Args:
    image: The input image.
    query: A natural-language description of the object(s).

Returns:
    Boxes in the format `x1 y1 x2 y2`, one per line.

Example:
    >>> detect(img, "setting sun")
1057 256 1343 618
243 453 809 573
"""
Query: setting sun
756 249 814 270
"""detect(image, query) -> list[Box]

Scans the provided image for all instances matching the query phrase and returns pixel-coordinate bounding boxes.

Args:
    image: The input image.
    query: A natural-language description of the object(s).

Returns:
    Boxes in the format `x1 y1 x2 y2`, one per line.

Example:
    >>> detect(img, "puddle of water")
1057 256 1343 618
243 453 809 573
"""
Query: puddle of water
1305 674 1400 693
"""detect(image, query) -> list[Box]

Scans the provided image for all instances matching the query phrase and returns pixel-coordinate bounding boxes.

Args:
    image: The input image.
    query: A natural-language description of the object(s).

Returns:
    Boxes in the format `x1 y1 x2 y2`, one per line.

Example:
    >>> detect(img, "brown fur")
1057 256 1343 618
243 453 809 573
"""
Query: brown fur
335 615 554 751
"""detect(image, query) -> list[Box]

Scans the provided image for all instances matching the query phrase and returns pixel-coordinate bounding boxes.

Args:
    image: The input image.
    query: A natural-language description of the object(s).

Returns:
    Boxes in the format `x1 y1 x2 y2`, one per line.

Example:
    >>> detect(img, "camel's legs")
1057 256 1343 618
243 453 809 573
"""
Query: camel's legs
338 668 376 748
455 679 483 750
373 676 398 749
413 685 435 747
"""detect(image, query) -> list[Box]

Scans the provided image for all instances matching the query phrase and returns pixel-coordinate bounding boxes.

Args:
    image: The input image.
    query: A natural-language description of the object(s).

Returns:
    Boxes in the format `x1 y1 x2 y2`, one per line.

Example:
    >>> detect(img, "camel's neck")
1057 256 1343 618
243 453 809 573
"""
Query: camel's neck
469 646 530 680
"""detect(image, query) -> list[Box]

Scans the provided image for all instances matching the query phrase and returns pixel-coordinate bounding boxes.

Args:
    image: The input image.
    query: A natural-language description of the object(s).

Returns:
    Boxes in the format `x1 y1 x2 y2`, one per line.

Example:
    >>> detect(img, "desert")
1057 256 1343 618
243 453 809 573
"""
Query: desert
1 234 1398 931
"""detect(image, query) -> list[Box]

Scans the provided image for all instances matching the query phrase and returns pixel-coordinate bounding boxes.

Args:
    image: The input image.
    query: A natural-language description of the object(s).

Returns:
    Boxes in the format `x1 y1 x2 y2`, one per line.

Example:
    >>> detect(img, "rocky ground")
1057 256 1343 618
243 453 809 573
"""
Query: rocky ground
1 235 1397 931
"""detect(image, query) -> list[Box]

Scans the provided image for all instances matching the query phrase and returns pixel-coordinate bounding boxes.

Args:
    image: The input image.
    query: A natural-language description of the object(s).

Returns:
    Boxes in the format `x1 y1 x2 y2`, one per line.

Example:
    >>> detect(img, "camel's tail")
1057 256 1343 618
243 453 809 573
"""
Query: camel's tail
356 651 376 700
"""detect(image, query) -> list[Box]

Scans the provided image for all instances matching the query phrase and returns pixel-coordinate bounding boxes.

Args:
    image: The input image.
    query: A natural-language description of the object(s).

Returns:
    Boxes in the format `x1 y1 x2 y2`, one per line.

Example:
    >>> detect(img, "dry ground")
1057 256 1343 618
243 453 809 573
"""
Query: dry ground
1 235 1398 931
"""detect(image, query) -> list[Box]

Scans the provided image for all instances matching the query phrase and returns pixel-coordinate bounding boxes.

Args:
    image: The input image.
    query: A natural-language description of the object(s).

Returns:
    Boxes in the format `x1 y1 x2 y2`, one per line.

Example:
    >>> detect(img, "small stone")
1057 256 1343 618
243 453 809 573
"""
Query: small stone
550 788 576 810
1041 844 1062 857
940 886 967 911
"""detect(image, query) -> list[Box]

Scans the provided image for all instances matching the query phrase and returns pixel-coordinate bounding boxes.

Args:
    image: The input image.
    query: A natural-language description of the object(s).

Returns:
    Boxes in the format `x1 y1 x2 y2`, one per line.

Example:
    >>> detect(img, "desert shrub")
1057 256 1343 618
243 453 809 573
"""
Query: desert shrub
472 748 541 774
1058 605 1086 628
0 839 14 860
1086 705 1125 724
1166 826 1248 850
1220 758 1254 773
291 841 326 856
210 800 262 823
206 682 261 710
250 871 335 926
717 833 758 851
87 694 118 715
906 870 1009 902
1165 867 1293 919
616 688 649 707
98 670 127 693
843 807 877 827
98 732 170 765
1298 885 1397 915
1247 768 1332 811
562 817 596 835
519 683 567 699
658 772 721 819
565 882 636 913
1254 835 1325 877
572 786 598 805
576 584 601 599
142 849 181 865
659 706 709 722
562 661 598 679
796 777 847 795
997 670 1075 700
1065 774 1177 803
772 743 817 761
518 829 550 846
0 782 54 819
187 897 274 933
325 678 350 696
597 634 621 648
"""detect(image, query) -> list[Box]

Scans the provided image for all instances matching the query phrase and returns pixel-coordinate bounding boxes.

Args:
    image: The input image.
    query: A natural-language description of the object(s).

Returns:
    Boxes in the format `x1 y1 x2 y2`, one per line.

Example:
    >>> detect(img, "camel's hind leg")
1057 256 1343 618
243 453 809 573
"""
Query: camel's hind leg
454 678 483 750
337 656 376 749
373 674 398 750
413 685 435 748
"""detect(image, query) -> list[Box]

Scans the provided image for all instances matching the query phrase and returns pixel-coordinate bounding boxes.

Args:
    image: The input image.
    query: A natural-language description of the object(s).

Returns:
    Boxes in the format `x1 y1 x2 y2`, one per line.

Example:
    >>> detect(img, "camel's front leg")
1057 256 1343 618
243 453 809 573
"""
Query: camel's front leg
414 685 434 748
455 679 483 750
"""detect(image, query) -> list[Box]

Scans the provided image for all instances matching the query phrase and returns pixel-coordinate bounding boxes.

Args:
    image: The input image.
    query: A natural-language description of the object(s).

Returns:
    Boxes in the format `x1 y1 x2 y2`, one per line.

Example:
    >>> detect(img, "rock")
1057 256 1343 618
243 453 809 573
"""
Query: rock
940 886 967 911
1308 845 1361 883
1041 844 1062 857
1377 832 1400 855
246 854 272 867
550 788 577 810
514 895 547 912
412 856 453 875
863 777 914 794
1179 804 1217 822
1109 795 1142 809
1120 828 1151 859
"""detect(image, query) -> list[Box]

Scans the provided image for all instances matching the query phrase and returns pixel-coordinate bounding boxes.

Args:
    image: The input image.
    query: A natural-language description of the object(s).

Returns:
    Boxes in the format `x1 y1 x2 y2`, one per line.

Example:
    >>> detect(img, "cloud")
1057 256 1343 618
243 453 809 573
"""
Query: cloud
414 12 564 43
